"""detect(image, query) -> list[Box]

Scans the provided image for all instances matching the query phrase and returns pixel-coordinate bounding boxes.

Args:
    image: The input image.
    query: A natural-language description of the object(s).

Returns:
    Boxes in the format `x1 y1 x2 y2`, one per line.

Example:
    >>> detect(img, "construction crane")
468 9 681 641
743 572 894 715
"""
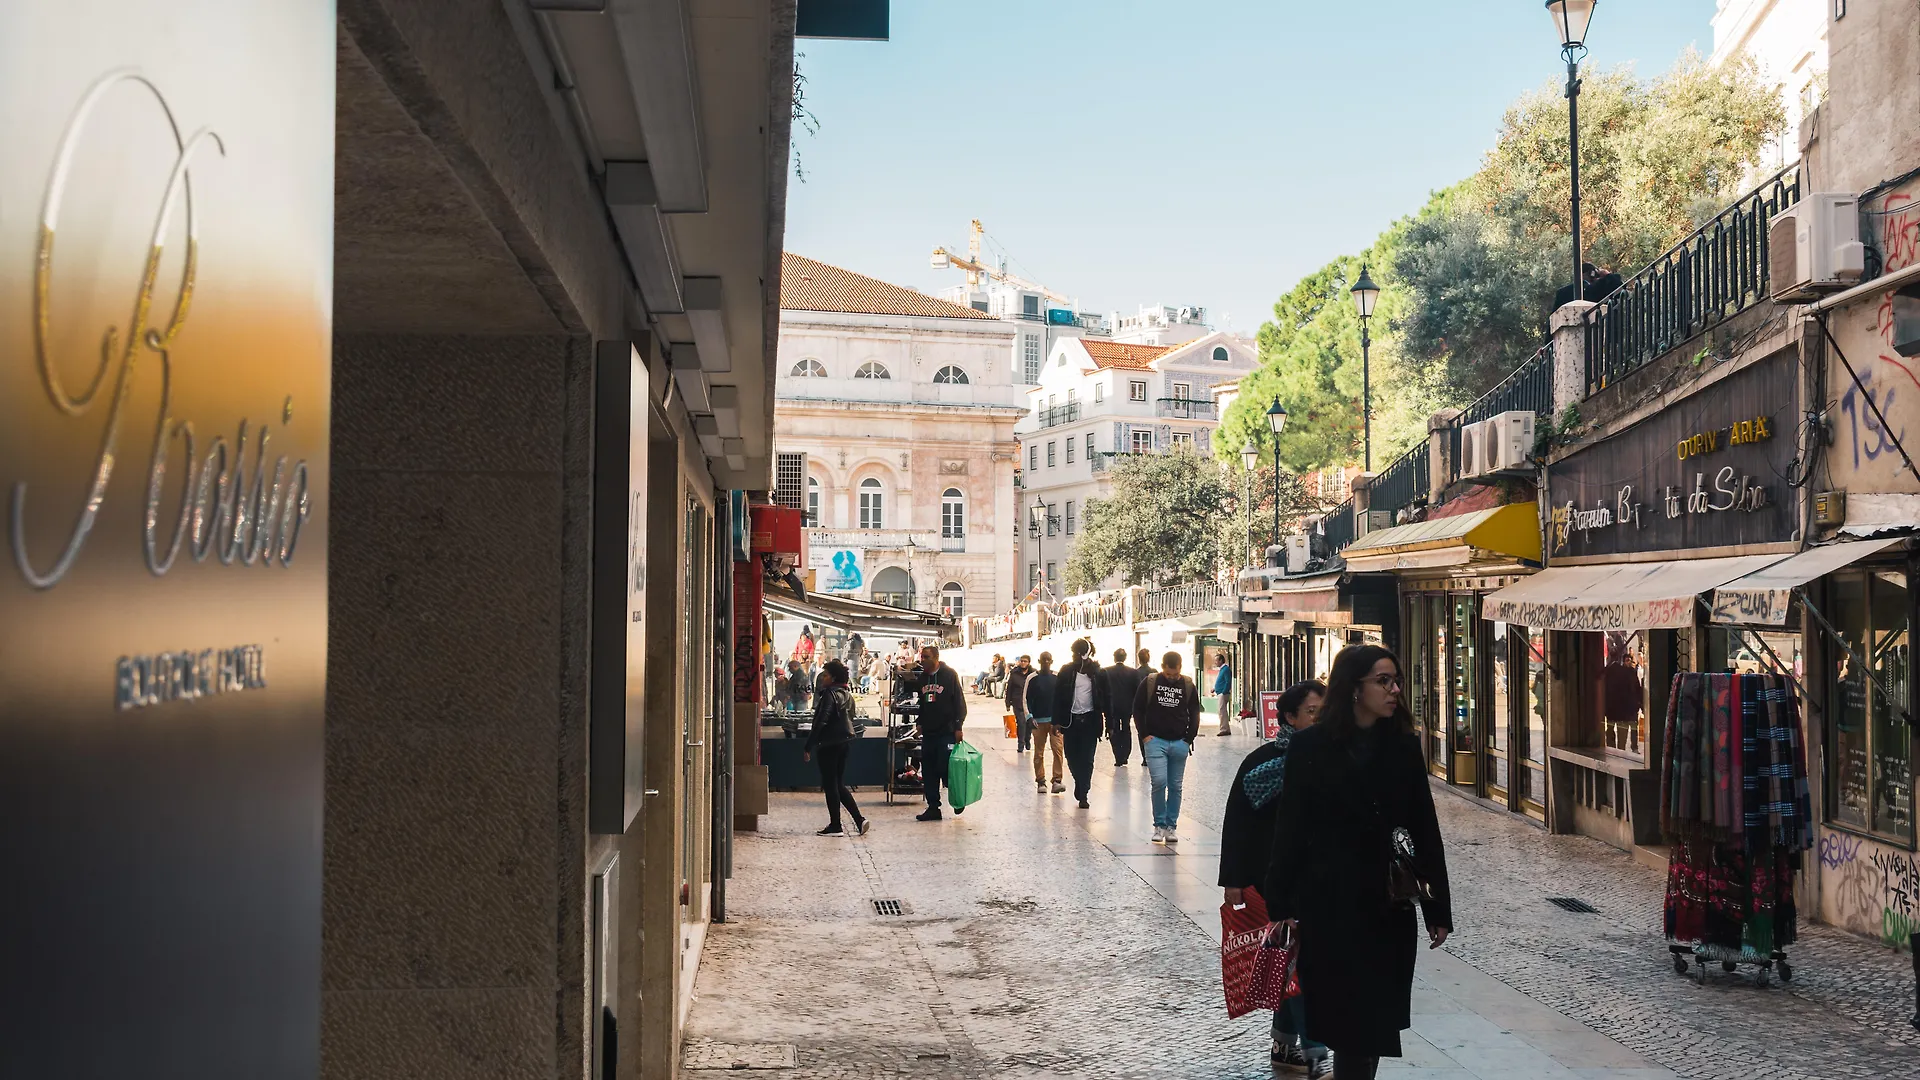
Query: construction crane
929 219 1071 304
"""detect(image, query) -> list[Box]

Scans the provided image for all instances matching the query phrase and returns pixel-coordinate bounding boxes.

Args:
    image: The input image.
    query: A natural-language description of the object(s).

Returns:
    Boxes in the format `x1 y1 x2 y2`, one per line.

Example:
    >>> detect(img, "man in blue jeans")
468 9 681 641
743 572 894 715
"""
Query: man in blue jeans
1131 651 1200 843
913 643 967 821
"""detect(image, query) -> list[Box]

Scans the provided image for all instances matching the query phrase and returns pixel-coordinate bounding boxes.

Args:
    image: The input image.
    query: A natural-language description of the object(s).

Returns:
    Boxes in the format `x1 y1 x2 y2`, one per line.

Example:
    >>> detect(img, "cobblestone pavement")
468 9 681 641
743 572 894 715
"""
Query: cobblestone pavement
687 700 1919 1079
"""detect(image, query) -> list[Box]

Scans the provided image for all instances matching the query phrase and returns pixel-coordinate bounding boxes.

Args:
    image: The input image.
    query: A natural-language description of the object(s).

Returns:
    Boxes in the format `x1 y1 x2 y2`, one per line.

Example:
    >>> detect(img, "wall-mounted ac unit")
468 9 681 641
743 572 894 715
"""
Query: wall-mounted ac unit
1285 533 1311 572
1482 411 1537 473
1456 419 1489 481
1770 193 1866 301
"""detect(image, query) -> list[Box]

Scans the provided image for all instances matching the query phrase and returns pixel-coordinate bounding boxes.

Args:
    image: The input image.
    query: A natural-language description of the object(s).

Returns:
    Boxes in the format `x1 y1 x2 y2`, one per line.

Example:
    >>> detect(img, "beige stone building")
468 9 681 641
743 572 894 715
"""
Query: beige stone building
774 254 1024 617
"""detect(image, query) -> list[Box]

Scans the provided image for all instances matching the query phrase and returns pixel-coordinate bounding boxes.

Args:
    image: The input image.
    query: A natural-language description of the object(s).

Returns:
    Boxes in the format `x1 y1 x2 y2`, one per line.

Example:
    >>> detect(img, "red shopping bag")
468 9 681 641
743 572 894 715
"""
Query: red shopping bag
1220 887 1300 1018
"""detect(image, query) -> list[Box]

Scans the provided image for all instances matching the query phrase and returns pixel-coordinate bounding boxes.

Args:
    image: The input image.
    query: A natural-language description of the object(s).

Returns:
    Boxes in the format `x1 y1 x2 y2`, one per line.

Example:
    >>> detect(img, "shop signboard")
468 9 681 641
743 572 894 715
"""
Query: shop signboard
0 5 333 1077
1259 689 1284 739
1547 351 1798 560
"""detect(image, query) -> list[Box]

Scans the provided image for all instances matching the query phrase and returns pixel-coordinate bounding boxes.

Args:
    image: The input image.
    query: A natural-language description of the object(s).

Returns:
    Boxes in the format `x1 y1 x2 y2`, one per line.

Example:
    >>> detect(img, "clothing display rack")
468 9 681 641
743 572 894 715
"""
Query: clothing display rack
1660 671 1813 984
885 671 924 806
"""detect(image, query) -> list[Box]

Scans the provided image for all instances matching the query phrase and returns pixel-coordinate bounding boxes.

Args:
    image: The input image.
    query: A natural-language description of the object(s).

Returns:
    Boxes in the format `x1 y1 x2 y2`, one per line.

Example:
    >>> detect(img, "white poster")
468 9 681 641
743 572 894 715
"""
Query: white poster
820 547 864 592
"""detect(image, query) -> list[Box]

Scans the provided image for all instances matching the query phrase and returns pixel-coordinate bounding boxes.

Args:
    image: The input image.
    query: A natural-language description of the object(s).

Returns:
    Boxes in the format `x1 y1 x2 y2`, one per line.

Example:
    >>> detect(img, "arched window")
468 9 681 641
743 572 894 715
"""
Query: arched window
933 365 969 384
790 357 827 377
1211 345 1229 362
807 477 821 525
858 477 884 529
939 581 965 617
941 487 965 546
854 361 891 380
871 566 915 609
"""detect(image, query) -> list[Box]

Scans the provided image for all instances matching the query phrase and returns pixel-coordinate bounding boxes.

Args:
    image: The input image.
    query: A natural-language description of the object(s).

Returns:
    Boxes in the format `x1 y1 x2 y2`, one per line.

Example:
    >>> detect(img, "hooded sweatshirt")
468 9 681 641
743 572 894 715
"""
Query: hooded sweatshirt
1132 670 1201 742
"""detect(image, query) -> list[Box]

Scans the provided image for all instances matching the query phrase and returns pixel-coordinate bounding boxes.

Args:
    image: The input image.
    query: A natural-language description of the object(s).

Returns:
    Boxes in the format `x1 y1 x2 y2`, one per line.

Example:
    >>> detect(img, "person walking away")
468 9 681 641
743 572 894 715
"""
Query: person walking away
914 644 968 822
804 660 870 837
785 660 812 713
1213 652 1235 735
1266 645 1452 1080
1005 655 1035 753
1220 680 1327 1074
1103 648 1143 767
1137 647 1152 672
1024 653 1063 792
1134 651 1201 842
1051 638 1110 809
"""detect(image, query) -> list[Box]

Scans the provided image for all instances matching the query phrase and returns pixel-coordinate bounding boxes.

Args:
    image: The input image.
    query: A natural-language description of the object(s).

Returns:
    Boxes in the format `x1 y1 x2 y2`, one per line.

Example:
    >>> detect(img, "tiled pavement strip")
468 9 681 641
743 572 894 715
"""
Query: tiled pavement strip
686 696 1920 1079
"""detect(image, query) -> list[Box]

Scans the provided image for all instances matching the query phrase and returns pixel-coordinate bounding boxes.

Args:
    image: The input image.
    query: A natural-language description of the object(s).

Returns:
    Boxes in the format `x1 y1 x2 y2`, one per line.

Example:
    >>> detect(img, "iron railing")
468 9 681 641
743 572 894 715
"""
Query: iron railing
1137 581 1223 622
1049 594 1128 633
1369 441 1430 517
1037 402 1081 429
1585 163 1801 394
1155 397 1218 420
1458 340 1555 428
1320 500 1356 555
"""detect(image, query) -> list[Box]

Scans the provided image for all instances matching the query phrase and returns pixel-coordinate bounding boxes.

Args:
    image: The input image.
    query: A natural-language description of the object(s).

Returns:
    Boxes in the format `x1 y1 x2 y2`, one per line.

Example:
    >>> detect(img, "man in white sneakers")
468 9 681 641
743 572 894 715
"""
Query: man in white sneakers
1132 651 1201 844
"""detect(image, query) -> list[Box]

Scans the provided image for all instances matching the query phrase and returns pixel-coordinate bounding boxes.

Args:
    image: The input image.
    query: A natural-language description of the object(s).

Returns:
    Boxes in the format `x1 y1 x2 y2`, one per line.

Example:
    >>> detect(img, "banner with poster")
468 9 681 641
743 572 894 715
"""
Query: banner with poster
1259 691 1284 739
820 548 864 592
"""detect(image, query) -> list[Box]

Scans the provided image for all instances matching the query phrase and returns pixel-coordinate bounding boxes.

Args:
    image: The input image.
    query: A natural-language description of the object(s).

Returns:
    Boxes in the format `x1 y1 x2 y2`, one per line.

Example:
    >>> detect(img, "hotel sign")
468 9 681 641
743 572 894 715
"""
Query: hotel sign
0 6 333 1078
1547 353 1797 559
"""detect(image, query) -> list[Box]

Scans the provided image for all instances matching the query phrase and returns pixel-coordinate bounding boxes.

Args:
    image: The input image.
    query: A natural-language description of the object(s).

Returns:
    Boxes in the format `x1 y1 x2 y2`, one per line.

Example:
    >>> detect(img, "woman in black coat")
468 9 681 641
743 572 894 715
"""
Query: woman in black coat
1265 645 1452 1080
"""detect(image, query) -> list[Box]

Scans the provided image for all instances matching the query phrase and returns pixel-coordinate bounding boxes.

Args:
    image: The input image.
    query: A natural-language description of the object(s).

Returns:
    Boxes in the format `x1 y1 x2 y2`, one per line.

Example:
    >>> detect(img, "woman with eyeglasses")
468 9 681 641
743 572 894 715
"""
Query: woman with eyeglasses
1263 645 1452 1080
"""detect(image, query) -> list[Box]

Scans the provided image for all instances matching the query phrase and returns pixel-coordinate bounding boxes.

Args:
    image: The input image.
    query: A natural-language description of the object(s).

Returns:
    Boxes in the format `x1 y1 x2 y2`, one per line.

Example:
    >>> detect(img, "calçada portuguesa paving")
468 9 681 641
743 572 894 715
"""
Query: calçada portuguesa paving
686 695 1920 1079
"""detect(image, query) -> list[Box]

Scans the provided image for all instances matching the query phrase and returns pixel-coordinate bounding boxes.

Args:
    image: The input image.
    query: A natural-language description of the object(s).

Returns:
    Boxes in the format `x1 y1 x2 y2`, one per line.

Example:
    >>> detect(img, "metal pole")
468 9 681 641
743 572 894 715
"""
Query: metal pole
1361 320 1373 472
1271 452 1281 553
1566 54 1583 304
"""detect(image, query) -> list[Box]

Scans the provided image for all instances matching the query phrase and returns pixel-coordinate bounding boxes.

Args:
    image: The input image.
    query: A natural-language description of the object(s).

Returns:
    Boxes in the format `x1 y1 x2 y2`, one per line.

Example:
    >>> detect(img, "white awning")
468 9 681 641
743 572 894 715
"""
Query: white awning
1481 554 1789 630
1709 538 1904 625
763 586 954 637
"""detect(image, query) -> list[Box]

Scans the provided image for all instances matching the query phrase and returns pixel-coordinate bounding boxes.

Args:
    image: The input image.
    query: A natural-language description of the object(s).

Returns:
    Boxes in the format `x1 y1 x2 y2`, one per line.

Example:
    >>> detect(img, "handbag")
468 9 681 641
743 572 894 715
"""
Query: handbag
1347 742 1432 909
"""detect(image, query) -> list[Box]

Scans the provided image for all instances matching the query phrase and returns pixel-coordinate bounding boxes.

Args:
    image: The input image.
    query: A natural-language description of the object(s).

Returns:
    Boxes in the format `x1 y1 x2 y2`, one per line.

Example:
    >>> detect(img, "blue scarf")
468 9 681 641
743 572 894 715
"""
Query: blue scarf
1242 724 1297 810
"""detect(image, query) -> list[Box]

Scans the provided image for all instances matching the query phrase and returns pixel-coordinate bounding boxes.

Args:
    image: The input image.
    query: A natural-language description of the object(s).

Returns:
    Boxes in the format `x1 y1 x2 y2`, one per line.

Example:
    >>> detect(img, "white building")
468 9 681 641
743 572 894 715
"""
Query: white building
1014 331 1259 591
938 277 1112 387
1107 303 1214 346
1712 0 1828 174
775 254 1026 618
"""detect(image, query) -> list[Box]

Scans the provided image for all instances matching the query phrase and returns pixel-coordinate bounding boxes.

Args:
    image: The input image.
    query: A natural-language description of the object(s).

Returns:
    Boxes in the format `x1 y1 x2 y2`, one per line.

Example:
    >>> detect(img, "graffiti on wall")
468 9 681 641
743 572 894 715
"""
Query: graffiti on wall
1826 183 1920 493
1821 828 1919 948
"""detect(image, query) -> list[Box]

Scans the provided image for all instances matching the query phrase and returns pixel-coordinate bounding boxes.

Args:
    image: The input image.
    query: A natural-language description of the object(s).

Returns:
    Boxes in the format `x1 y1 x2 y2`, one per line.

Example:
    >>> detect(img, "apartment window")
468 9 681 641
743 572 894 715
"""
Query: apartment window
1046 560 1057 582
1029 564 1041 590
1022 294 1040 316
1023 335 1041 382
807 477 821 526
1029 445 1038 471
774 452 805 510
1131 429 1154 453
933 365 969 384
854 361 891 379
1827 569 1912 842
1212 346 1229 362
941 488 965 539
940 582 966 617
1065 500 1077 535
1067 389 1077 404
1094 383 1104 403
1172 431 1193 447
1066 438 1076 464
1085 433 1096 458
790 358 827 377
1046 441 1057 467
1171 380 1193 419
1047 504 1058 537
1128 380 1147 402
858 478 885 529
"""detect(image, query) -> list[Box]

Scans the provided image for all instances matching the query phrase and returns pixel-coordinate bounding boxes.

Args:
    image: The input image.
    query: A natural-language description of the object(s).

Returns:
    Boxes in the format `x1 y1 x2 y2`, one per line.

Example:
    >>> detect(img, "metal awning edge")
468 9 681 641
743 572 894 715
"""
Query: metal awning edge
1708 537 1904 625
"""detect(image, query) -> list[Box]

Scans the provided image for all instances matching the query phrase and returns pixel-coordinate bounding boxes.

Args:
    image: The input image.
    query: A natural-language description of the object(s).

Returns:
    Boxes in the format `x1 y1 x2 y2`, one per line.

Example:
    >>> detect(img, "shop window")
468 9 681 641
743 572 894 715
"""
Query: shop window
1582 630 1648 758
1523 626 1548 807
1428 595 1448 773
1827 569 1912 841
1406 597 1431 753
1489 621 1512 796
1450 597 1477 770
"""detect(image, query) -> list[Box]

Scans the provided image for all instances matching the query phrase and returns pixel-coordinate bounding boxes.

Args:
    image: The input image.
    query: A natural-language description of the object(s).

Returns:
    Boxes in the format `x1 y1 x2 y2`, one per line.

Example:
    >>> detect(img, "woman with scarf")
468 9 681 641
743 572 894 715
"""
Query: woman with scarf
1219 680 1327 1076
1265 645 1452 1080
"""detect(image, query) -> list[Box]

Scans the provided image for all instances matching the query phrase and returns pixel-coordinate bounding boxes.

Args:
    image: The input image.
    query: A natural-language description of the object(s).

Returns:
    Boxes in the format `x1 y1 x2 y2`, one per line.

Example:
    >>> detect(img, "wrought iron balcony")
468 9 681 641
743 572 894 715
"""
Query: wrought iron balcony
1154 397 1218 420
1037 402 1081 429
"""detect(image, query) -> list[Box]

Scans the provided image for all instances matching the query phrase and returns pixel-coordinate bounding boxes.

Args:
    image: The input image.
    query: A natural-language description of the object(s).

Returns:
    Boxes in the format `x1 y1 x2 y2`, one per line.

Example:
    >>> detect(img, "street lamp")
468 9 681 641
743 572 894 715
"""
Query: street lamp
1350 263 1381 472
1029 491 1047 597
1547 0 1597 307
1266 402 1288 554
1240 438 1260 567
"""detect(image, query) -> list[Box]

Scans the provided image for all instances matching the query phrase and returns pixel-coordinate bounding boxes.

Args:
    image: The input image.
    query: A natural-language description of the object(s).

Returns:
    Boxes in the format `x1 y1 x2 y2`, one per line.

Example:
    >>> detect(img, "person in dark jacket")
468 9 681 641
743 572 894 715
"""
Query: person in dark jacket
1050 638 1110 808
1133 651 1201 842
1024 653 1063 792
914 643 968 822
1005 654 1035 753
804 660 869 837
1102 648 1143 766
1265 645 1452 1080
1220 680 1326 1074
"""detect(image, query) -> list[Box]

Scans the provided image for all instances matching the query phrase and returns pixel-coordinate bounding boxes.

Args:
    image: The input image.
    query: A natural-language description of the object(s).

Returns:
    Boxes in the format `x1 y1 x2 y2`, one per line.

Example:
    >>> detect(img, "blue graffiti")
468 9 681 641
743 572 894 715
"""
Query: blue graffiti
1839 367 1906 470
1819 832 1863 869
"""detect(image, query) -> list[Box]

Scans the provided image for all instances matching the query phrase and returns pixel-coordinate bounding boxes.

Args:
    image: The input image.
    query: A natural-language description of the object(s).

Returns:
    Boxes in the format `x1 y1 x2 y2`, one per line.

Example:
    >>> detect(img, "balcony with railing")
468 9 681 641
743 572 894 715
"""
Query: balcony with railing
1154 397 1218 420
1137 581 1225 622
1320 500 1356 555
1584 163 1801 394
1369 440 1430 517
1458 340 1555 427
1036 402 1082 429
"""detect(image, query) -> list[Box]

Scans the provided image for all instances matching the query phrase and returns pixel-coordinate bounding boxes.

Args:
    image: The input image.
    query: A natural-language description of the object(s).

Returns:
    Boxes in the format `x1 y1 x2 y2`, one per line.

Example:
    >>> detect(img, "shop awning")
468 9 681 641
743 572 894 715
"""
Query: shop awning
763 585 955 637
1480 553 1788 630
1709 538 1905 625
1240 570 1344 615
1340 502 1540 572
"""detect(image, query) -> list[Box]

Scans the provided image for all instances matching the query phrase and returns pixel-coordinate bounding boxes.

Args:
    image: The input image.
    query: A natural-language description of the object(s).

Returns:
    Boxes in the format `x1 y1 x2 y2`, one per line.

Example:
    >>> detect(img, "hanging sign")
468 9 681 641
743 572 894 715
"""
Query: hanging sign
820 548 865 592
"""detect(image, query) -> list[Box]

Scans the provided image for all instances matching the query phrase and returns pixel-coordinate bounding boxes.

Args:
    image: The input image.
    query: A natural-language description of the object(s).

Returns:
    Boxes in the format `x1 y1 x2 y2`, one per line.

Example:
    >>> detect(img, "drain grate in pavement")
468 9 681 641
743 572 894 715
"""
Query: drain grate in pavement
1546 896 1599 914
873 898 908 916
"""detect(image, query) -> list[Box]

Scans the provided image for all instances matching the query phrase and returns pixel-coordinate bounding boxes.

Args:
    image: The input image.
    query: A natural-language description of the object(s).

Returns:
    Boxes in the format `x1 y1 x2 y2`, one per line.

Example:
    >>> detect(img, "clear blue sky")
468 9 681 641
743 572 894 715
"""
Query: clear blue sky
784 1 1719 335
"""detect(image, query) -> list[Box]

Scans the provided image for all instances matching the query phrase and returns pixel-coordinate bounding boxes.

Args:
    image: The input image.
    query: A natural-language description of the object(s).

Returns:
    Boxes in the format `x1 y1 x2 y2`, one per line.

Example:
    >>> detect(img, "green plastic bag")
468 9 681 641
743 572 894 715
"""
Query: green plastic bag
948 740 983 810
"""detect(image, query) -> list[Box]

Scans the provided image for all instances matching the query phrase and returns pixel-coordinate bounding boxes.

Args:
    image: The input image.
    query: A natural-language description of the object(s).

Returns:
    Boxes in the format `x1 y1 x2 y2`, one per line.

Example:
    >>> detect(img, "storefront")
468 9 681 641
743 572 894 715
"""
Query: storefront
1482 349 1801 849
1342 502 1546 817
1239 568 1391 707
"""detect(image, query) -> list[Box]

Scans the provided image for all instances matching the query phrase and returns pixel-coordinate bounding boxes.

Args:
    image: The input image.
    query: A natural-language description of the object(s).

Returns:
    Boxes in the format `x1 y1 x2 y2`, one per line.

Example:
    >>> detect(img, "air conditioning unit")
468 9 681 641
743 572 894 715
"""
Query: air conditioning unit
1483 411 1537 473
1456 419 1489 481
1770 194 1866 301
1284 533 1311 572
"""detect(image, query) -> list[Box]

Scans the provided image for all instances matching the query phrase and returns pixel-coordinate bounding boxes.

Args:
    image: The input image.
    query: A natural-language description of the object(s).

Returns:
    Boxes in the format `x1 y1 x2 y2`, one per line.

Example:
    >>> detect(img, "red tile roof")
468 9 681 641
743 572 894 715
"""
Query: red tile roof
781 253 996 320
1080 340 1173 370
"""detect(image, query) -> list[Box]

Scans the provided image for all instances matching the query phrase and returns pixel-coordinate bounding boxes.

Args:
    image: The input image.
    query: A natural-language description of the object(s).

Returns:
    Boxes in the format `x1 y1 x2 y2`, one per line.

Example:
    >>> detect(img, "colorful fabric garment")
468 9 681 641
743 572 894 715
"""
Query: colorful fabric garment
1243 723 1296 810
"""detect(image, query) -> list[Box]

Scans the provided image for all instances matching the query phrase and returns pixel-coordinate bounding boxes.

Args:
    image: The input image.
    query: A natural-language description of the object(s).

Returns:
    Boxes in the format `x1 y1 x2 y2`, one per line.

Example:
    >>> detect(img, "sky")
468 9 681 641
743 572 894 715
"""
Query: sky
783 1 1721 336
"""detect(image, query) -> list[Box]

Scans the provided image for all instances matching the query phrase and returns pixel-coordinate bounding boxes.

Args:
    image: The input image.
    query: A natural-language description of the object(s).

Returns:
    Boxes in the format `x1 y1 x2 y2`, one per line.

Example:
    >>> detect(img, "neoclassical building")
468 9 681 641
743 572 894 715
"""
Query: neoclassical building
774 254 1025 617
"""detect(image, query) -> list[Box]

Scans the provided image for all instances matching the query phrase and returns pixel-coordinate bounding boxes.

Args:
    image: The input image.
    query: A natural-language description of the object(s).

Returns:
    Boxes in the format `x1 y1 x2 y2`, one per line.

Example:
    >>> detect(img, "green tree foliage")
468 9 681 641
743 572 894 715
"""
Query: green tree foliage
1217 51 1785 479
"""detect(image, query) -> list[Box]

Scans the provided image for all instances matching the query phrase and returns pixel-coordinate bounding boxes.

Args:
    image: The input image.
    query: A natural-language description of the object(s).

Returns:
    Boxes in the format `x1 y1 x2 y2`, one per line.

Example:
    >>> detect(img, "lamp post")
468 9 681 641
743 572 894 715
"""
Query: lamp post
1266 401 1288 552
1030 492 1047 598
1350 264 1381 472
1240 438 1260 565
1547 0 1597 306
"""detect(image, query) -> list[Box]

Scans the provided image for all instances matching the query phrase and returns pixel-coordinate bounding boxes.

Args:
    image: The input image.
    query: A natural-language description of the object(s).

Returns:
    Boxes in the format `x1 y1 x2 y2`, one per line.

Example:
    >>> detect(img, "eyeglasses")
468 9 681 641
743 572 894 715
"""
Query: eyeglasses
1364 673 1403 690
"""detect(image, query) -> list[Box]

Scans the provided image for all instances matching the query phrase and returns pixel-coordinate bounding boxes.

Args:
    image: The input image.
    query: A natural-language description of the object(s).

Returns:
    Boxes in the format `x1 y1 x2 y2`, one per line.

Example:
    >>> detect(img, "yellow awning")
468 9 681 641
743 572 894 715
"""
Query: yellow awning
1341 502 1540 572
